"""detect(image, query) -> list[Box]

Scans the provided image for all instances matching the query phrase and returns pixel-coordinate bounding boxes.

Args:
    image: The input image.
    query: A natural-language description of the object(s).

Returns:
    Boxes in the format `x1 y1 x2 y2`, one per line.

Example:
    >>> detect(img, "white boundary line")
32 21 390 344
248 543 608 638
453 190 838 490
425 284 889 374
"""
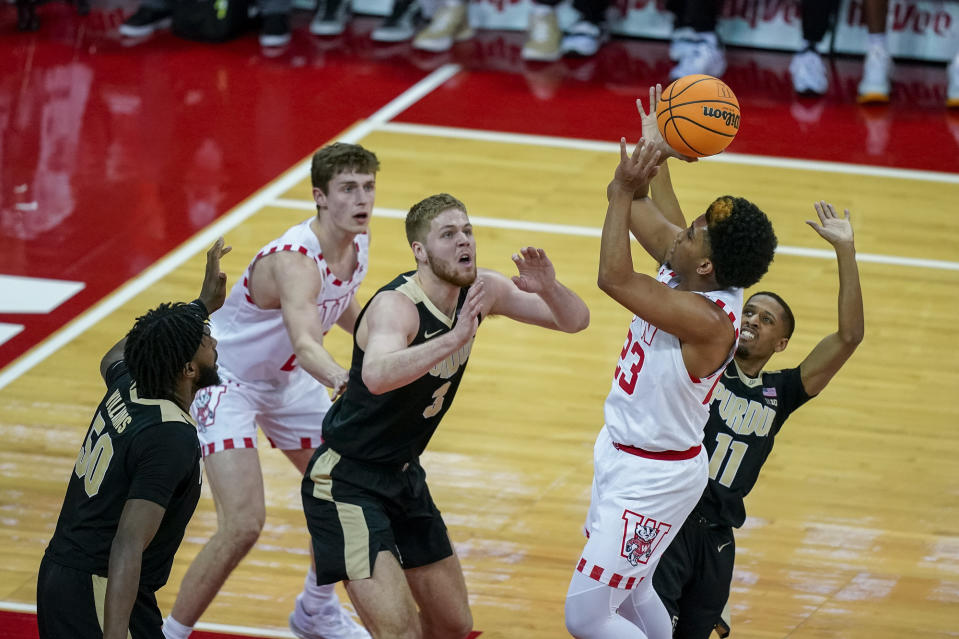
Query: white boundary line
0 600 297 638
0 65 462 393
271 198 959 272
375 121 959 184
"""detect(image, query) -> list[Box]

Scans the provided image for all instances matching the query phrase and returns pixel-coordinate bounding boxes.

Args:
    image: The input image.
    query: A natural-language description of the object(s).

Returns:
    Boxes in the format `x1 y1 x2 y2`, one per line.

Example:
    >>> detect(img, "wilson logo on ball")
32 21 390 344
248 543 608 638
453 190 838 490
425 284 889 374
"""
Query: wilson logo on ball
702 106 740 129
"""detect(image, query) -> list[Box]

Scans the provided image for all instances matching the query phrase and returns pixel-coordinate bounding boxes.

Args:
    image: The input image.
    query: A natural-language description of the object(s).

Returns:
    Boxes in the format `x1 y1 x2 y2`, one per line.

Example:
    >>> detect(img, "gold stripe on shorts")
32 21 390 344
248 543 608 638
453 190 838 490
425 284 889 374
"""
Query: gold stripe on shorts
310 448 372 581
91 574 132 639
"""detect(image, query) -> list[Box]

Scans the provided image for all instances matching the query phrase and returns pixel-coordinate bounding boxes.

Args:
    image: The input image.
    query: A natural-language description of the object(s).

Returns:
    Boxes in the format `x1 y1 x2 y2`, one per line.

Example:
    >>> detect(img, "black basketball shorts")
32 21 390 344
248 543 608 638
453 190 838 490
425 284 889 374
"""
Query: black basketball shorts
301 445 453 585
37 555 163 639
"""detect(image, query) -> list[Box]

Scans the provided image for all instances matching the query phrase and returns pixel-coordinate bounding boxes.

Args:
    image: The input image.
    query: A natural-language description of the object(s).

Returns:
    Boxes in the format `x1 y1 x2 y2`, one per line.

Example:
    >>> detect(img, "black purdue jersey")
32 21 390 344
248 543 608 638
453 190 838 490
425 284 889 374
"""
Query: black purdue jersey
696 360 812 528
44 361 202 590
323 272 475 465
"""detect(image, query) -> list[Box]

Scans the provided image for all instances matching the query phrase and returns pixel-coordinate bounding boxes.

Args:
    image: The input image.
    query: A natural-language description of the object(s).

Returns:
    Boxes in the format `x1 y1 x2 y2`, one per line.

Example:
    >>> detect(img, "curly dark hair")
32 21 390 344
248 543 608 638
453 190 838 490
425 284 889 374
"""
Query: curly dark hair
124 302 207 400
310 142 380 195
704 196 777 289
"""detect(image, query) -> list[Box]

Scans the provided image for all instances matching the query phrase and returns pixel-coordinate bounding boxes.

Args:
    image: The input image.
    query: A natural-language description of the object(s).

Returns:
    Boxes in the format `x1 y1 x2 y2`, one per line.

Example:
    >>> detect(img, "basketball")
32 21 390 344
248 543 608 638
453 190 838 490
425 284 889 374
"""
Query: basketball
656 74 741 158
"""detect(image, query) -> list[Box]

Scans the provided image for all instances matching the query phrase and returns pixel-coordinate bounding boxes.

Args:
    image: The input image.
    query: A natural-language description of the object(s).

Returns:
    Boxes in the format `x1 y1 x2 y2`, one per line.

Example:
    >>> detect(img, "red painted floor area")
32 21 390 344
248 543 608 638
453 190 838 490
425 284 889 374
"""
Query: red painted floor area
2 6 955 368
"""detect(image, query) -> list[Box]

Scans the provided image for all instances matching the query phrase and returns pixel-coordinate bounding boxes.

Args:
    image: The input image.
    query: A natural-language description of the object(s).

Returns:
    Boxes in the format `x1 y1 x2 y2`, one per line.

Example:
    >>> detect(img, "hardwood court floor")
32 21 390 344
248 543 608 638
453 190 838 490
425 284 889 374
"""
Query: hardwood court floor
2 123 958 638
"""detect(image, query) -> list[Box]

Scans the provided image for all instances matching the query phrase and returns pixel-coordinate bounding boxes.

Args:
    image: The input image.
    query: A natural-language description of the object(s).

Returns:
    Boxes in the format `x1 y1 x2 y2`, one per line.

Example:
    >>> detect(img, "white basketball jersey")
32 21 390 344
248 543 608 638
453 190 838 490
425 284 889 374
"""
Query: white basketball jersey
603 264 742 452
211 219 368 386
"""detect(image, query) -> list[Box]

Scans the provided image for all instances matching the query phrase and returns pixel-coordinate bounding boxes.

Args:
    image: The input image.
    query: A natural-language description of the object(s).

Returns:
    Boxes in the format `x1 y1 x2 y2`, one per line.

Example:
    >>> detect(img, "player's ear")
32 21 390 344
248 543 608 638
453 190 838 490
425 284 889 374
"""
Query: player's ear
774 336 789 353
312 186 328 210
696 258 714 277
182 360 198 380
411 240 428 264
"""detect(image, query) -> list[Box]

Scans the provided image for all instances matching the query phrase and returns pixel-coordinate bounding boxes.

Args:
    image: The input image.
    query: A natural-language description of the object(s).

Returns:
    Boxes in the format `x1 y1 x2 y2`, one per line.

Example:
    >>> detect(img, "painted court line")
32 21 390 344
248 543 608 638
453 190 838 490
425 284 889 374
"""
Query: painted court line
375 121 959 185
270 198 959 272
0 66 460 393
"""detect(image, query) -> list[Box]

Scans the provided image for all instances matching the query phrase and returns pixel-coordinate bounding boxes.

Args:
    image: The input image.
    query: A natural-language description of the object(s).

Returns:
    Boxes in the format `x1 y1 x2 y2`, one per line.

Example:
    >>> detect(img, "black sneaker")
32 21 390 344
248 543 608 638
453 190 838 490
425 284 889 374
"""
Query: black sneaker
259 12 291 47
371 0 420 42
119 6 172 37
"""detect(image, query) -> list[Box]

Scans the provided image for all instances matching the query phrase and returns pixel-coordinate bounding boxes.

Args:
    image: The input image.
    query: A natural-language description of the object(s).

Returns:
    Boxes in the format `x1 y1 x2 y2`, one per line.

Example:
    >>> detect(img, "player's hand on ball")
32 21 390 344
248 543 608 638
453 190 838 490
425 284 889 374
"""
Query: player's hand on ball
636 85 698 164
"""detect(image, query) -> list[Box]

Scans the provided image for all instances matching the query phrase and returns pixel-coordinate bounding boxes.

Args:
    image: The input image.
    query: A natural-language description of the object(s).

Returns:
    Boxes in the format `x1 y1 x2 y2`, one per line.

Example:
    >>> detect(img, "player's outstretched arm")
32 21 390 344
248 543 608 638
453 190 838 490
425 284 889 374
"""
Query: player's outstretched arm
636 85 691 232
98 237 231 383
102 499 165 639
271 253 350 396
799 201 865 395
479 248 589 332
360 283 484 394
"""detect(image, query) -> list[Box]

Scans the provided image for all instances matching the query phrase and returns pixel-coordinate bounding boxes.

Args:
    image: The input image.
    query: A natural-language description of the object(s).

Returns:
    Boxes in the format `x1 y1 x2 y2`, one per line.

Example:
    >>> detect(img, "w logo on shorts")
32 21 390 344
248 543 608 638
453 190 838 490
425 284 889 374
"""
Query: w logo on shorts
621 510 672 567
192 385 227 433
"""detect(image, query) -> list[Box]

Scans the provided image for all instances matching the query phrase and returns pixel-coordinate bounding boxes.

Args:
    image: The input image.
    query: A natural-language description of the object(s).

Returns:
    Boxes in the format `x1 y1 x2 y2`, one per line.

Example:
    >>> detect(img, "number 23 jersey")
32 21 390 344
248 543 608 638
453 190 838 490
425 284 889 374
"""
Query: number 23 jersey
603 264 743 452
44 361 202 590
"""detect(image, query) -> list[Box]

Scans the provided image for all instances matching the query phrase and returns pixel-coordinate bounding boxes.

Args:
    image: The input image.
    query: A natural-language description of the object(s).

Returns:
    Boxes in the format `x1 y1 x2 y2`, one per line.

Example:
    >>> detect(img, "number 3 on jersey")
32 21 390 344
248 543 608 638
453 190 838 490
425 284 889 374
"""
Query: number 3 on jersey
423 381 452 418
74 412 114 498
614 329 646 395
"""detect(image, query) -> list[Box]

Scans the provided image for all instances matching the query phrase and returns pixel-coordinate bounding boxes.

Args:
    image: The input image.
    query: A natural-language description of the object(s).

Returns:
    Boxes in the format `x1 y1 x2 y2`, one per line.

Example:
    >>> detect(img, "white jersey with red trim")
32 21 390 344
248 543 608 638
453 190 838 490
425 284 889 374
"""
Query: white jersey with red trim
603 264 742 452
211 219 368 386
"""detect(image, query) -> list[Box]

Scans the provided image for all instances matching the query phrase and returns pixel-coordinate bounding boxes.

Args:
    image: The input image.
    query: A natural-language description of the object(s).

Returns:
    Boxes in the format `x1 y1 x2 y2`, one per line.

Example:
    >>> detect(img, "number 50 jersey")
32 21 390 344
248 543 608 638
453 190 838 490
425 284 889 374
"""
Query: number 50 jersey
603 264 743 453
44 361 202 590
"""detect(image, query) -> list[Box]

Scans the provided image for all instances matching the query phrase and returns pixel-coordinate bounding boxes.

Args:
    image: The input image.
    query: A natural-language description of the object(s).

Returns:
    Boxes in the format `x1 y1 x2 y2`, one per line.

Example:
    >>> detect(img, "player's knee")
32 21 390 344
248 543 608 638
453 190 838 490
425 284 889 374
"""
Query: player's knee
221 513 264 552
564 595 600 639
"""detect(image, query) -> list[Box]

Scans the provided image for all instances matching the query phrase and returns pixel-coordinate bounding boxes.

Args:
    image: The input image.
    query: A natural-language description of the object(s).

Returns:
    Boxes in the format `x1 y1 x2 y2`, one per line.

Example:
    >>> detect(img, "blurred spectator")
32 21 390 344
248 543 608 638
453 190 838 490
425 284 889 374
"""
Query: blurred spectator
559 0 609 58
120 0 292 47
856 0 890 102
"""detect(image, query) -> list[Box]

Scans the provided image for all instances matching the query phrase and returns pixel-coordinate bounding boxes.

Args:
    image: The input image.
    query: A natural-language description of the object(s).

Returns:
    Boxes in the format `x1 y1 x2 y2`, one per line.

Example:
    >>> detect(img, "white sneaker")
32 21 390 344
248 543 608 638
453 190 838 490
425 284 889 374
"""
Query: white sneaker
857 43 891 103
669 32 726 80
310 0 350 36
560 20 604 58
947 53 959 108
789 49 828 95
412 1 472 52
521 6 561 62
669 26 695 61
289 595 371 639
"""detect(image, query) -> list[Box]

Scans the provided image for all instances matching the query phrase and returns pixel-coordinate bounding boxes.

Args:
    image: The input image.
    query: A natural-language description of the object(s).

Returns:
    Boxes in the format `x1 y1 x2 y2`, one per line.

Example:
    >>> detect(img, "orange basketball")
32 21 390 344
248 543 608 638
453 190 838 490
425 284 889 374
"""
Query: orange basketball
656 74 741 158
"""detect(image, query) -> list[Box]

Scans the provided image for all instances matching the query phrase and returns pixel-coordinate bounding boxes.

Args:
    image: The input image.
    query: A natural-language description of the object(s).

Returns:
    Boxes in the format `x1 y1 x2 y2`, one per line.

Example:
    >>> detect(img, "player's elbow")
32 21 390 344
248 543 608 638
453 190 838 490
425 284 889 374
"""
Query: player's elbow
360 367 389 395
840 325 864 348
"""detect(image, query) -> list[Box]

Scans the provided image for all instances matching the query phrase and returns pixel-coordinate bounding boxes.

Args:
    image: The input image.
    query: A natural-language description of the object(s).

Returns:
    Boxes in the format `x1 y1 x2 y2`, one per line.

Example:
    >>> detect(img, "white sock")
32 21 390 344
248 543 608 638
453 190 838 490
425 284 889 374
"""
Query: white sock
868 33 887 51
161 615 193 639
299 565 340 617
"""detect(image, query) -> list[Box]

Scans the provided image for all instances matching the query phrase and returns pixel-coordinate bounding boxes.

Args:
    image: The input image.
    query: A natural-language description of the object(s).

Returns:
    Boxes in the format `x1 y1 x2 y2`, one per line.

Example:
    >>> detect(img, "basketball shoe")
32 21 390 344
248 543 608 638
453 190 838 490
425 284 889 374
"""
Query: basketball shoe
289 593 371 639
521 5 561 62
669 32 726 81
789 48 828 95
857 43 891 103
371 0 420 42
561 20 604 58
119 6 172 37
310 0 350 36
412 0 472 52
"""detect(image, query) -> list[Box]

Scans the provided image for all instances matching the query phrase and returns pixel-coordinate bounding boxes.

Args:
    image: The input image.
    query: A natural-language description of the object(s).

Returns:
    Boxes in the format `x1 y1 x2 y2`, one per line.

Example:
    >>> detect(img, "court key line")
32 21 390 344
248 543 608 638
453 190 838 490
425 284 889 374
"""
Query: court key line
270 198 959 272
0 65 462 393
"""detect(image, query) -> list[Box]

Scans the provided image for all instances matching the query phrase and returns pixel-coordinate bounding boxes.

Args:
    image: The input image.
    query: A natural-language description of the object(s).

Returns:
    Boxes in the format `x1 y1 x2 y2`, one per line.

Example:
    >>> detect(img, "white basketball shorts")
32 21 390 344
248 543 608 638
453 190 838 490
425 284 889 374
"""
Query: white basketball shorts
191 366 333 457
574 425 708 594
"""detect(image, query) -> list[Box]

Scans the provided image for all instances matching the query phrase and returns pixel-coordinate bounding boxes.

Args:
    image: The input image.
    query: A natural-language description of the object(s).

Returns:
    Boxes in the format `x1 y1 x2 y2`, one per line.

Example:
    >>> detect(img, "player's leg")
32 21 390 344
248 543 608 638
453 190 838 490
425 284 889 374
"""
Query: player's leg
345 551 422 638
405 552 473 639
617 581 673 639
166 447 266 635
282 447 370 639
565 570 642 639
650 513 700 630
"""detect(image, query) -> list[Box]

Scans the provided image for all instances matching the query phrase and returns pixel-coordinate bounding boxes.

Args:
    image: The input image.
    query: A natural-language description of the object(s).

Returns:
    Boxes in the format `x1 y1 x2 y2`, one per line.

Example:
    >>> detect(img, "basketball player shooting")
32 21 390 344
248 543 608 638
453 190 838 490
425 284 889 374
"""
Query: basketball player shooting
564 129 777 638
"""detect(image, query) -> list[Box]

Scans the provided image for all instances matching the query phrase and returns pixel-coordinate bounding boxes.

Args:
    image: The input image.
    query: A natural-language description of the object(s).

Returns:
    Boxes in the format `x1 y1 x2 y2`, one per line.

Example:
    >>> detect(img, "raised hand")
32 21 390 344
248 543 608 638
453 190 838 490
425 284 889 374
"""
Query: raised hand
511 247 556 294
636 85 698 163
807 201 854 248
612 137 661 198
199 237 232 314
452 278 484 347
